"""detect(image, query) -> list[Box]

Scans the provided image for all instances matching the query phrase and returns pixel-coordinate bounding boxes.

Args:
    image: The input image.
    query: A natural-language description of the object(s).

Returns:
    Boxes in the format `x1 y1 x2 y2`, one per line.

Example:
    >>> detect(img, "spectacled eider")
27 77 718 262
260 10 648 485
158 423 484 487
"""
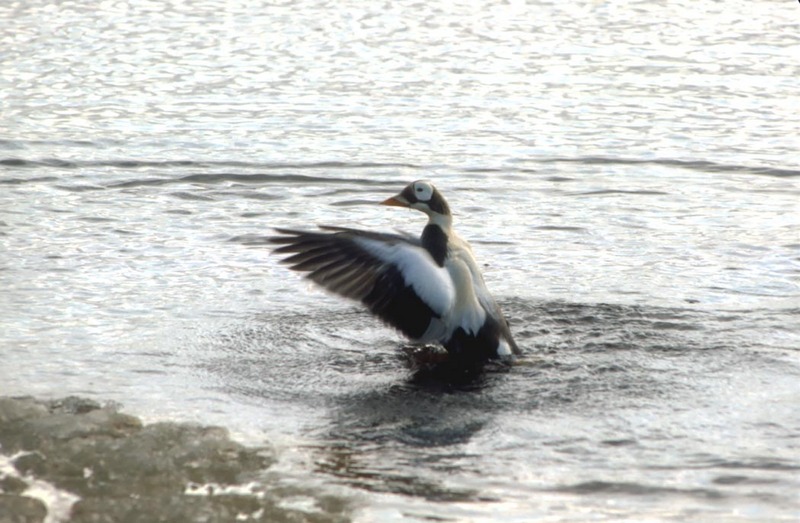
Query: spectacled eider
270 180 521 370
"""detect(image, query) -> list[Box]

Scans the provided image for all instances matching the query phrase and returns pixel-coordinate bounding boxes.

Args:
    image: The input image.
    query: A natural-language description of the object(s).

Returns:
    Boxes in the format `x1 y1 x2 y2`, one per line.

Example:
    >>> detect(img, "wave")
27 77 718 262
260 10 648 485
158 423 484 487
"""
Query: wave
3 156 797 194
534 156 800 178
0 159 422 189
3 155 797 178
0 158 419 171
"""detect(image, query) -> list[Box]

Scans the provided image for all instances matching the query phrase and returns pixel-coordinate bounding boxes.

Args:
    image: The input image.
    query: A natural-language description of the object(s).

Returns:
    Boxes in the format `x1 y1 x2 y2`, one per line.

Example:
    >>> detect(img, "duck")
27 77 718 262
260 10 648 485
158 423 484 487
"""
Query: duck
269 180 521 369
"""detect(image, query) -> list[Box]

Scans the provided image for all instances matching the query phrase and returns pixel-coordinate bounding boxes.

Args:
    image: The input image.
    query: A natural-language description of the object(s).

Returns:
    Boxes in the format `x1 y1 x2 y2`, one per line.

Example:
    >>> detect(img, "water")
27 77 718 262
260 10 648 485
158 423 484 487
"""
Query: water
2 0 799 520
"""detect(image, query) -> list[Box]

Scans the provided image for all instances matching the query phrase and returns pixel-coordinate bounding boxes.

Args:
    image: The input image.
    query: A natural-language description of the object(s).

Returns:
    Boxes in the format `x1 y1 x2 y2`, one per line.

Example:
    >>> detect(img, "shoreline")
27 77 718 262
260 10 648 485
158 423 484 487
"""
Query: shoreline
0 396 351 523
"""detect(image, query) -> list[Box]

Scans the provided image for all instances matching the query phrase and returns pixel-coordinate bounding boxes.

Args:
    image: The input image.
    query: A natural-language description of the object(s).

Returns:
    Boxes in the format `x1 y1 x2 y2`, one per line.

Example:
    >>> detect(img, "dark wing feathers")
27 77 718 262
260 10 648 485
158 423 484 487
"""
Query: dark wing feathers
269 227 438 339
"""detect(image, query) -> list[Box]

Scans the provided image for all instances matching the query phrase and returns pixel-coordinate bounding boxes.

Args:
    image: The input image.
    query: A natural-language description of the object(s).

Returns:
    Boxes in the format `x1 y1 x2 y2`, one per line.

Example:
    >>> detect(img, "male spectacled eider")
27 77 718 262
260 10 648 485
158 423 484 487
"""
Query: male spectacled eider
270 180 521 371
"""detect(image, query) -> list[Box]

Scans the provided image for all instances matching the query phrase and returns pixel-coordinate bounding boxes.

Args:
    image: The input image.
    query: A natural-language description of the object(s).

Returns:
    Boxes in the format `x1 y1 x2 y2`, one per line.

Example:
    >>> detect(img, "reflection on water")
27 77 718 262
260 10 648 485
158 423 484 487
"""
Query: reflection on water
3 0 799 167
2 0 799 520
189 299 800 520
2 155 798 519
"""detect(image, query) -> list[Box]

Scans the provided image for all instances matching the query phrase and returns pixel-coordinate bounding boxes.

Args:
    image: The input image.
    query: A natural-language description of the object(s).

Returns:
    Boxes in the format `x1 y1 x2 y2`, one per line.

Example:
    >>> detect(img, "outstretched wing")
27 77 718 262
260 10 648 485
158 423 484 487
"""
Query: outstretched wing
270 227 455 341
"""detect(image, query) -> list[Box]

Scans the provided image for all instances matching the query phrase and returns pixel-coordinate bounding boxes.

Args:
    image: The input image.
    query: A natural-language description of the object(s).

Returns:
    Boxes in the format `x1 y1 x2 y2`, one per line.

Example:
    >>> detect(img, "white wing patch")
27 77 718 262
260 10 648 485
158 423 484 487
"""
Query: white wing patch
353 237 455 317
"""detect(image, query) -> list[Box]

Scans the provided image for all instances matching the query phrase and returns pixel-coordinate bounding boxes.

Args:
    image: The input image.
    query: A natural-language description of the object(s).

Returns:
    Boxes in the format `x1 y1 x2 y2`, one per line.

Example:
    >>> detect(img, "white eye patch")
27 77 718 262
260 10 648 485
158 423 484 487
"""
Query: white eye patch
413 181 434 202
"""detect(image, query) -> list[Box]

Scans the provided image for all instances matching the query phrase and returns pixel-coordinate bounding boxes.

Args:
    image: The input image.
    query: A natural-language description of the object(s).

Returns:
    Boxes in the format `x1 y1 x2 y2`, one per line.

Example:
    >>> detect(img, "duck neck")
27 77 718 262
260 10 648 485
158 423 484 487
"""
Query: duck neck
427 212 452 232
422 213 451 267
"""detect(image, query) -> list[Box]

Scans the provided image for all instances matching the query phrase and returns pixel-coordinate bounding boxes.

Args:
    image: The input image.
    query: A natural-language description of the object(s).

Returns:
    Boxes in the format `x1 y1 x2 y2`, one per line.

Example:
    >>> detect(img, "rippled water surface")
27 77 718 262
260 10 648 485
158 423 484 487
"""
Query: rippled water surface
2 0 799 521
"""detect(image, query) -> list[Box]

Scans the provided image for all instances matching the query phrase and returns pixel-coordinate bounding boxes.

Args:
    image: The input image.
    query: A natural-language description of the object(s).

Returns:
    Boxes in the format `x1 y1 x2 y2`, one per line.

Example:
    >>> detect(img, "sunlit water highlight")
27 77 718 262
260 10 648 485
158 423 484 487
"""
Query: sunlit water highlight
2 0 799 521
